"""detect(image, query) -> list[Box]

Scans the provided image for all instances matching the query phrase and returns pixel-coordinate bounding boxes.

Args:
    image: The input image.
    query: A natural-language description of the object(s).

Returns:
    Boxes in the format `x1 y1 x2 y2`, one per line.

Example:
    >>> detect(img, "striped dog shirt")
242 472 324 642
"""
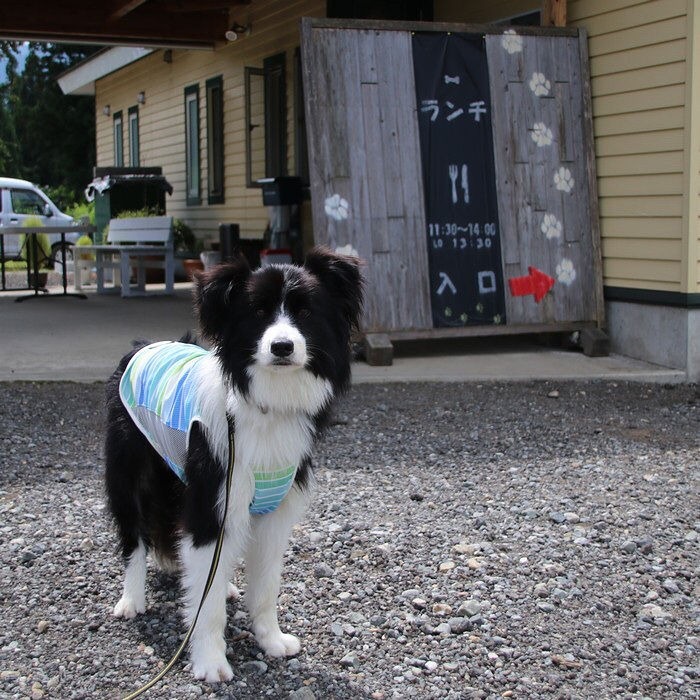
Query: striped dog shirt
119 341 297 515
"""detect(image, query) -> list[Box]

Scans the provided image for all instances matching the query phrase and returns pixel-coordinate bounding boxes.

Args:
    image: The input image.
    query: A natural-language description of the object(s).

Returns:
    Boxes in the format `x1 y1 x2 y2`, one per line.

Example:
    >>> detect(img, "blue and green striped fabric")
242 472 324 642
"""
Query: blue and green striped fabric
119 341 297 515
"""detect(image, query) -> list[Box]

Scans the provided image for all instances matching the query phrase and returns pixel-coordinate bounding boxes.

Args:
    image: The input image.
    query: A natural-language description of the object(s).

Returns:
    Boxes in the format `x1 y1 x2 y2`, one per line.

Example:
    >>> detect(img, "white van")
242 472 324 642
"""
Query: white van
0 177 79 264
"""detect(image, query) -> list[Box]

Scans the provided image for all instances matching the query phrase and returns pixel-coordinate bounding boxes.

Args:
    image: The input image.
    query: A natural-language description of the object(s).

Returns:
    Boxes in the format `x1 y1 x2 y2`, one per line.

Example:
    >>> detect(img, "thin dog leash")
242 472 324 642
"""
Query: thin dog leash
122 417 236 700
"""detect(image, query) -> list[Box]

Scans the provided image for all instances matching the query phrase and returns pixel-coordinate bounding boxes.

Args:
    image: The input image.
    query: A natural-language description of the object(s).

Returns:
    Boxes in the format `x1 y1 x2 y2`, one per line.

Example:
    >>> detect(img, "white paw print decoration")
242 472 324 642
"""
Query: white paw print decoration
541 213 562 240
335 243 358 258
532 122 553 147
554 167 574 193
556 258 577 286
501 30 523 54
529 72 551 97
324 194 349 221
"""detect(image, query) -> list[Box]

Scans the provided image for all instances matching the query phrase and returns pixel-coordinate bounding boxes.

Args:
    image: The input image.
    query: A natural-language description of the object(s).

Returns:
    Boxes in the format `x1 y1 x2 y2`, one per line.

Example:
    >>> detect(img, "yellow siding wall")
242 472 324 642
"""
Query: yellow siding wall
95 0 325 242
569 0 690 293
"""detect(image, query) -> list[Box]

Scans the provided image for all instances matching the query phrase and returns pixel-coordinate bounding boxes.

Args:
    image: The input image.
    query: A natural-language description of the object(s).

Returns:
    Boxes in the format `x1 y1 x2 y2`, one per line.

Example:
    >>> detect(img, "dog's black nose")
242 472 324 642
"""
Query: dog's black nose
271 340 294 357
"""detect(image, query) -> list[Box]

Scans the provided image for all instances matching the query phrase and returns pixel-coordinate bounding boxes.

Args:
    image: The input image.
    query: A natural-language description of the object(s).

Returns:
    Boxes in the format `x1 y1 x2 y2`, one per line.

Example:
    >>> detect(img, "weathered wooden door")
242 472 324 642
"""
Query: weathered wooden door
486 33 603 325
300 23 432 332
301 19 603 336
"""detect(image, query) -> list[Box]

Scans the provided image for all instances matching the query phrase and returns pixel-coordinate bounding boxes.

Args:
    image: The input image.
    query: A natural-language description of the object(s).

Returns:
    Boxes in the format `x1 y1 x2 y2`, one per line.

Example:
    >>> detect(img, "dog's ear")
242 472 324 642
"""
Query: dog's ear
304 246 364 329
194 252 250 341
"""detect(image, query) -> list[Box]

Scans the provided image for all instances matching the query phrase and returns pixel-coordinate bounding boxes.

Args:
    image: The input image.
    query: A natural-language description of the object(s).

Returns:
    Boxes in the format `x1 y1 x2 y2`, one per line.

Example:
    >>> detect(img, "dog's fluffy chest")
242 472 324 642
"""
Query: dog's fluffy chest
233 402 313 472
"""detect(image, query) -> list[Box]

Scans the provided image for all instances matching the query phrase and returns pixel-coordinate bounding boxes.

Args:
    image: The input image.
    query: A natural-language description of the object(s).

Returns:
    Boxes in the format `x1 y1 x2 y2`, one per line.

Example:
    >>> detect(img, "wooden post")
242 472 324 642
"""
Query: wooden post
542 0 567 27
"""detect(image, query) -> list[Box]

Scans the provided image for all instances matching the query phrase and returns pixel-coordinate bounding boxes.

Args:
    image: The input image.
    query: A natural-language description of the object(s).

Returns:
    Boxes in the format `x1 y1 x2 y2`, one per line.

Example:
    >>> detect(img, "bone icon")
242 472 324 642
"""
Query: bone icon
444 75 461 84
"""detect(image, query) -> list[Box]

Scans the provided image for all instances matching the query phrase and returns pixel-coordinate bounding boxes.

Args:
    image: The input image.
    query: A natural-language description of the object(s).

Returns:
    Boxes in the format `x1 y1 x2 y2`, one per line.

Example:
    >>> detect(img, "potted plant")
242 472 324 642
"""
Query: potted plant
174 219 205 280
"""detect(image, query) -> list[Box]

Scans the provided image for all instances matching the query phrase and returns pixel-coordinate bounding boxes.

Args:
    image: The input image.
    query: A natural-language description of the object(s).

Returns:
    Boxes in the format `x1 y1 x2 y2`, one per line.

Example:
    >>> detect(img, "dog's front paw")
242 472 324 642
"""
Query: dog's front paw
191 652 233 683
257 632 301 657
113 594 145 618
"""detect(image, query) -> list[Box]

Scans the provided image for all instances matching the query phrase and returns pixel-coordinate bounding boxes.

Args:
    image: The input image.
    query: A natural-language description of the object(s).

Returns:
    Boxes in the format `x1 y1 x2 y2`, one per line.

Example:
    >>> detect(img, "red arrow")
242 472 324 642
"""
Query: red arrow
508 266 555 303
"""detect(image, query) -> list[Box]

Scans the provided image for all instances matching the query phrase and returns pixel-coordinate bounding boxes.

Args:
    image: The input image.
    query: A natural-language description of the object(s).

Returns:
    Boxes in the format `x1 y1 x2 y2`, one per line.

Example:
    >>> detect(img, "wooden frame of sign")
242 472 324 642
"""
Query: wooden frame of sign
301 18 604 365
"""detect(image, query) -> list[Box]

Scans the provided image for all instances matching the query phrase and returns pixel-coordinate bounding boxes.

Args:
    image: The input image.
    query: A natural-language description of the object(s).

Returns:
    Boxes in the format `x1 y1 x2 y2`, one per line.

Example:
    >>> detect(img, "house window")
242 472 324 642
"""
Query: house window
245 52 287 187
184 84 200 205
206 76 224 204
113 111 123 167
128 106 139 166
294 47 309 187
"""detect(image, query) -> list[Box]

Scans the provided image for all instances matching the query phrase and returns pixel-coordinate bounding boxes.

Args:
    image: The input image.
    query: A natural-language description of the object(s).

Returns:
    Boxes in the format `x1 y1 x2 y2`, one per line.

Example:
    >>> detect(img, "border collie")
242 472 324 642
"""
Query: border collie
104 247 362 682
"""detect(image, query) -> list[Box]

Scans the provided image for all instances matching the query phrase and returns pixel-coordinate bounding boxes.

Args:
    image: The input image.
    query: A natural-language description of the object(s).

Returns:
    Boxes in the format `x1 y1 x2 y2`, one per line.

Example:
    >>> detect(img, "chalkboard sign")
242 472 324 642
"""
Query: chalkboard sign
413 33 506 327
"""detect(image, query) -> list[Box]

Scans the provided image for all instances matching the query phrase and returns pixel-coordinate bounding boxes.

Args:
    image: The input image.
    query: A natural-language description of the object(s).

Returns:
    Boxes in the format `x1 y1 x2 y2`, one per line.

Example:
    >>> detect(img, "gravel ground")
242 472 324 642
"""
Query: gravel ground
0 379 698 699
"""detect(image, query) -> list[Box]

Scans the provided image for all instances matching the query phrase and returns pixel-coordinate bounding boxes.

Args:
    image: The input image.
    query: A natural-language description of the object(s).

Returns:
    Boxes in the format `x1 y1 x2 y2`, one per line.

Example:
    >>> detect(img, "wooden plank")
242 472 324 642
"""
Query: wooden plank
542 0 567 27
360 82 390 253
307 17 579 37
386 320 596 341
301 19 331 245
486 35 520 269
375 32 407 219
301 20 431 333
357 30 378 84
577 29 604 327
386 32 431 326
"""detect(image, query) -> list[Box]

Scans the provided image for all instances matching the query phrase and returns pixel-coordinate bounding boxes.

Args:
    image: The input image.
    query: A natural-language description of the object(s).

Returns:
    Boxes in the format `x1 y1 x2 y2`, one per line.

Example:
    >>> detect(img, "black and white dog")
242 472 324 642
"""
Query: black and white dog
104 247 362 682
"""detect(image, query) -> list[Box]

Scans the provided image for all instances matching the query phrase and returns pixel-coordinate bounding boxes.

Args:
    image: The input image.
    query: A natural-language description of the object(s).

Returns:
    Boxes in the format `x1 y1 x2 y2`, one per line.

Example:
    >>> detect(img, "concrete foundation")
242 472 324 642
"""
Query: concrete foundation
606 301 699 382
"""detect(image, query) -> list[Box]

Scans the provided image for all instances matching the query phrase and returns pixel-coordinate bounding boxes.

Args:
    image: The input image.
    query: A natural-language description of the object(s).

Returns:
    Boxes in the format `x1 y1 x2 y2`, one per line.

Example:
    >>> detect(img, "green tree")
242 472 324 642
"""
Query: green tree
2 43 98 204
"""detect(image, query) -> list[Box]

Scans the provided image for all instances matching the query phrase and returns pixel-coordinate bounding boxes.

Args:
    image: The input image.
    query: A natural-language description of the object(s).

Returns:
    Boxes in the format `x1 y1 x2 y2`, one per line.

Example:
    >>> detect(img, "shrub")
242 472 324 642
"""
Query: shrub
65 200 95 225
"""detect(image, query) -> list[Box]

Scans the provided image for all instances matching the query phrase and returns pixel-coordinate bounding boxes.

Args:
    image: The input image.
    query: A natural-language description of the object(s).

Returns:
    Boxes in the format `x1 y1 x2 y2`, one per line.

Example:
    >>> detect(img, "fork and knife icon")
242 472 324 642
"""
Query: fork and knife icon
448 164 469 205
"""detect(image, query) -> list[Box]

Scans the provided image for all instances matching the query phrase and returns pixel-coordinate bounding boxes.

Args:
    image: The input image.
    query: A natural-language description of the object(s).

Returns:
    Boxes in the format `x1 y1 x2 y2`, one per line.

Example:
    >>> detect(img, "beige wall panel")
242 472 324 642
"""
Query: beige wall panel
594 107 684 136
602 277 680 291
590 39 685 76
596 151 683 177
600 216 683 239
588 17 686 56
592 84 685 116
575 0 686 37
603 237 682 259
569 0 648 22
595 129 684 157
599 195 683 218
598 173 684 197
603 258 681 283
591 61 685 96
